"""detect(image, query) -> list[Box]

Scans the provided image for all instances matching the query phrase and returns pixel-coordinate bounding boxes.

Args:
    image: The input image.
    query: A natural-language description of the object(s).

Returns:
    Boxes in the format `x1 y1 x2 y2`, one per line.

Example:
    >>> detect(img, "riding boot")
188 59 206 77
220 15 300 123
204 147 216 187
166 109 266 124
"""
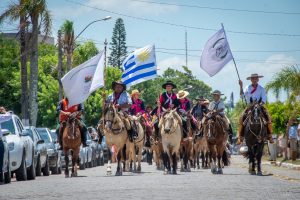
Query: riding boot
58 123 65 150
267 123 274 144
145 135 151 148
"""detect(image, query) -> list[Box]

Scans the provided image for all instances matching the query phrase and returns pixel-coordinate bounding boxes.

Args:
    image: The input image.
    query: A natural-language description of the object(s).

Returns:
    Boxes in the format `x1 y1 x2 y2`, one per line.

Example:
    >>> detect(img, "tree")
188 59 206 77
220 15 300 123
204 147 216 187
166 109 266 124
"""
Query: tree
73 41 99 66
27 0 52 126
266 65 300 102
61 20 75 72
0 0 30 124
108 18 127 69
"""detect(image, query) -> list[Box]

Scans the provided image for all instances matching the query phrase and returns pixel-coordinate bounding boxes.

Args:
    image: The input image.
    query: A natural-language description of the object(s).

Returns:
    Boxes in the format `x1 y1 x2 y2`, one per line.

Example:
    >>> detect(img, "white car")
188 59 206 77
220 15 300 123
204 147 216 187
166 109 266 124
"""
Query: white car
1 130 11 184
0 113 35 181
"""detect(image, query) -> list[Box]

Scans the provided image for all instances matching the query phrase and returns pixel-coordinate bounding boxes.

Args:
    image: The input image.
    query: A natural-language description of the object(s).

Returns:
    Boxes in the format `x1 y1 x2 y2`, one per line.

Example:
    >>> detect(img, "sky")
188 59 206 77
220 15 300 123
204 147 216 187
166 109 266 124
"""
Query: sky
1 0 300 103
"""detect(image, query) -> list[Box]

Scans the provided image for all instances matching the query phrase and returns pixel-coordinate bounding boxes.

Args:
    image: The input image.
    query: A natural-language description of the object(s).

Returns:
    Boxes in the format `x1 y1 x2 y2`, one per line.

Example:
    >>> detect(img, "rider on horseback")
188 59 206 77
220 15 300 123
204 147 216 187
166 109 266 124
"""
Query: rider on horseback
129 90 145 116
106 81 137 142
56 97 88 150
143 105 154 147
191 96 209 135
177 90 191 138
207 90 230 134
237 73 274 145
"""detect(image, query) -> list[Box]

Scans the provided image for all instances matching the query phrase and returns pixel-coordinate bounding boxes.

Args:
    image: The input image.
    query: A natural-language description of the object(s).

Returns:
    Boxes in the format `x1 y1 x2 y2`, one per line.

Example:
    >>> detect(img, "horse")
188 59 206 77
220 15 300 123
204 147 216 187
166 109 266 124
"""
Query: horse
159 109 182 175
98 103 128 176
124 115 145 173
150 135 164 170
194 134 210 169
179 113 194 172
243 98 268 176
62 112 82 178
203 111 229 174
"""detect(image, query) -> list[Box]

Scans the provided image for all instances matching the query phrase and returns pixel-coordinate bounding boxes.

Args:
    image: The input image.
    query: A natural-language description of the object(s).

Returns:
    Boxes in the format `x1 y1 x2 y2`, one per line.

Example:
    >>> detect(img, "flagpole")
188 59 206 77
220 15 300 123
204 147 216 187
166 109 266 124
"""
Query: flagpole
221 23 247 107
102 39 108 111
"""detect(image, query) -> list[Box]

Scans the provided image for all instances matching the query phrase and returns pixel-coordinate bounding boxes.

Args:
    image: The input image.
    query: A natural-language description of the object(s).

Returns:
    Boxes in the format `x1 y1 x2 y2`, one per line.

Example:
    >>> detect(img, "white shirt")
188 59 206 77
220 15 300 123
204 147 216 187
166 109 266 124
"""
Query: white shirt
208 100 225 115
243 84 267 104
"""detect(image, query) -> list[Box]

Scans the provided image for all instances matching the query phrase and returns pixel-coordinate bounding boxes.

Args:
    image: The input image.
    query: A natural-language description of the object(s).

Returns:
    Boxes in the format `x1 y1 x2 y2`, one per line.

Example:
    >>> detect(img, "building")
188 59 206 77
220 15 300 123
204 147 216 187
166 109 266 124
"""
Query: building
1 32 54 45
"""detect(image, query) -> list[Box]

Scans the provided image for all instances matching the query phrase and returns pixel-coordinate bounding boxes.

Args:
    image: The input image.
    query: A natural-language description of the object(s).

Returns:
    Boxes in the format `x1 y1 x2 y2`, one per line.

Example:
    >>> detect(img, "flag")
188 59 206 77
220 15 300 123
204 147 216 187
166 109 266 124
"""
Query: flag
61 51 105 106
121 44 157 88
200 27 233 77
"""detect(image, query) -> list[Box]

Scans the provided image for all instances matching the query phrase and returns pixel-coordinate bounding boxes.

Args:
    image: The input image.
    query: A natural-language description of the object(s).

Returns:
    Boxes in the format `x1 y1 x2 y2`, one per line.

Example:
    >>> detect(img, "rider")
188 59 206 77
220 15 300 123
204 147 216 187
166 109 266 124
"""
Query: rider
56 97 88 150
191 96 209 133
143 105 154 148
129 90 145 116
106 81 137 142
237 73 274 145
177 90 191 138
207 90 230 134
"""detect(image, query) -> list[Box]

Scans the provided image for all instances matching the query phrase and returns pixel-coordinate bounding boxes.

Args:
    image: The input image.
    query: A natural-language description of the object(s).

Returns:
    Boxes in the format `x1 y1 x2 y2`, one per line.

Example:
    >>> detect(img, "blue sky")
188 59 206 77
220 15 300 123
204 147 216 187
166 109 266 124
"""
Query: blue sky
1 0 300 103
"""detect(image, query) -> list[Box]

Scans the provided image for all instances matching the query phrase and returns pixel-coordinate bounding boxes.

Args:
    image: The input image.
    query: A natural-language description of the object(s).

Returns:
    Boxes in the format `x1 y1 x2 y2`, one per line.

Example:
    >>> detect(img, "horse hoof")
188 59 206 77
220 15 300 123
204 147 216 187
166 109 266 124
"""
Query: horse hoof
172 170 177 175
257 171 263 176
211 168 217 174
65 174 69 178
163 170 168 175
197 166 200 170
217 169 223 174
180 169 184 172
187 168 191 172
249 171 256 175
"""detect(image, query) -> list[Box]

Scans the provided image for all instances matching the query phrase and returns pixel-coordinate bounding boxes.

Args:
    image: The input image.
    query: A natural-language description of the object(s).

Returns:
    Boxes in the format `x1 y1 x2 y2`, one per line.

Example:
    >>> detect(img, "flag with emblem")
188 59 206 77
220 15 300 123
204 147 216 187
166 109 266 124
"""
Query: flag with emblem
200 27 233 77
61 51 105 106
121 44 157 88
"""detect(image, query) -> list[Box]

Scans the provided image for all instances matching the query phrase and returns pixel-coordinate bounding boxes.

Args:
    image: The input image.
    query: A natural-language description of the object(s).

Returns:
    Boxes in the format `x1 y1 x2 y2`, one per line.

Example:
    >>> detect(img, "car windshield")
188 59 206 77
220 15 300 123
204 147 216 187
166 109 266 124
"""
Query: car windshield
36 129 51 143
0 115 15 134
50 131 57 141
25 128 34 140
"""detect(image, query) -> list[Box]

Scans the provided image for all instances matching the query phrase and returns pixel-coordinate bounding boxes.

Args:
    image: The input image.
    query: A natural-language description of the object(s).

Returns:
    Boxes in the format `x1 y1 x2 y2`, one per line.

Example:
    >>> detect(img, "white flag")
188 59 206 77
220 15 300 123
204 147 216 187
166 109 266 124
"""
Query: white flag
200 28 233 77
61 51 104 106
121 44 157 88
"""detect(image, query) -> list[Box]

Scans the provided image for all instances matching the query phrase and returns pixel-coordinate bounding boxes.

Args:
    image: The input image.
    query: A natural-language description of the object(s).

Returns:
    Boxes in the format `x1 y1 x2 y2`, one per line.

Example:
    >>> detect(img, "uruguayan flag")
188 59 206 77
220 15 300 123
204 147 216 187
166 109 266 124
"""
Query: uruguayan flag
121 44 157 88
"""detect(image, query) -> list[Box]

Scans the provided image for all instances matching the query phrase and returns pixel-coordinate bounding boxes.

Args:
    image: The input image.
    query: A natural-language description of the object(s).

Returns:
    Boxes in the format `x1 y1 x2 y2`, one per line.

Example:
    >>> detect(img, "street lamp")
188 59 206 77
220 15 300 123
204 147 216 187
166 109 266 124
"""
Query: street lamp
74 16 112 41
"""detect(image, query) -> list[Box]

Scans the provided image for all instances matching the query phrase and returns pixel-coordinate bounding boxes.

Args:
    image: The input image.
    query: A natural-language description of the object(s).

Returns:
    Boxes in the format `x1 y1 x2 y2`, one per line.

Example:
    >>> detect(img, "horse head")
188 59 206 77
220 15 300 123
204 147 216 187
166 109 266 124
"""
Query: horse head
159 109 181 133
249 98 263 123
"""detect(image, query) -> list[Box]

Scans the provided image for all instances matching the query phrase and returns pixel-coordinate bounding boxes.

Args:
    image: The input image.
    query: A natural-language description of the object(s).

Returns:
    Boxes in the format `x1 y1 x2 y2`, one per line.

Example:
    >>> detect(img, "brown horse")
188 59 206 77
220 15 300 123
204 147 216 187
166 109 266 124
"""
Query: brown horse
244 98 268 176
203 111 228 174
151 136 164 170
159 109 182 175
194 134 210 169
99 103 128 176
62 112 82 178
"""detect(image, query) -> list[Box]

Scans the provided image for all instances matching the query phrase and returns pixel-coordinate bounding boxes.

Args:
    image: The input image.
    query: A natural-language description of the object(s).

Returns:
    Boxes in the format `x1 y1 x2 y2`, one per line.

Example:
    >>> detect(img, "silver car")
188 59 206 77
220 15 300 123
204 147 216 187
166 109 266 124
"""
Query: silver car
0 113 35 181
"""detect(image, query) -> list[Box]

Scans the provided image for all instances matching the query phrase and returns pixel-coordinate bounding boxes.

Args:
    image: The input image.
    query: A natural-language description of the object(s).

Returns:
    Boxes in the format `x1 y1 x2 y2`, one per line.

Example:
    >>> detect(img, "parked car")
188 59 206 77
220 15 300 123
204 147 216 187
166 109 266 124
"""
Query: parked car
36 128 62 174
87 127 105 166
0 113 35 181
0 129 11 184
25 126 49 176
101 136 109 163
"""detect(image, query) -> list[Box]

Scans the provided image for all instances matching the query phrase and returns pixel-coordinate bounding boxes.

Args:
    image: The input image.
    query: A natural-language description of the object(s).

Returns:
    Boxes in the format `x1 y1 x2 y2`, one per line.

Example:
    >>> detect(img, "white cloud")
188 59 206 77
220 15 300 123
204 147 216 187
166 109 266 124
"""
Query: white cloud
157 54 298 103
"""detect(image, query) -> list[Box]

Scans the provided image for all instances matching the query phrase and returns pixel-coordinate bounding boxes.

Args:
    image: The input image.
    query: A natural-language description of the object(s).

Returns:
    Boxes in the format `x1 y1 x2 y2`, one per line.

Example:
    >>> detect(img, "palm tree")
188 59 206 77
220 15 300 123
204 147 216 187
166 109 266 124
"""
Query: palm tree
0 0 30 125
61 20 75 72
266 65 300 102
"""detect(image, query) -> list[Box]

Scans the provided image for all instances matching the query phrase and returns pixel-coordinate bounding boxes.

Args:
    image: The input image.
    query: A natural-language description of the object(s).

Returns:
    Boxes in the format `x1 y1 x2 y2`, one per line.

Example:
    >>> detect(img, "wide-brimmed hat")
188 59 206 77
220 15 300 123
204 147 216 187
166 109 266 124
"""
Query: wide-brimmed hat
195 96 210 104
177 90 189 99
246 73 264 80
131 89 140 97
162 80 177 89
211 90 224 96
112 81 126 90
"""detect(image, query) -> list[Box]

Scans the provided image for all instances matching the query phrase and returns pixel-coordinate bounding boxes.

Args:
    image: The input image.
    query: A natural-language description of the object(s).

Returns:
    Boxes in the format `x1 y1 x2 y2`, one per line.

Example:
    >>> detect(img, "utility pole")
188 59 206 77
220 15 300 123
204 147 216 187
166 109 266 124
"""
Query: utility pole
57 30 63 100
185 30 188 68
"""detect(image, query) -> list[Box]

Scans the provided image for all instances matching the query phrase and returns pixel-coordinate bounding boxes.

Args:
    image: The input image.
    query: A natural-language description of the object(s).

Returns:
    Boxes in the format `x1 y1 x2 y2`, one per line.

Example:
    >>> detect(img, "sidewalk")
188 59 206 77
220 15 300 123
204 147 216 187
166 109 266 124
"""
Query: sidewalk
262 159 300 170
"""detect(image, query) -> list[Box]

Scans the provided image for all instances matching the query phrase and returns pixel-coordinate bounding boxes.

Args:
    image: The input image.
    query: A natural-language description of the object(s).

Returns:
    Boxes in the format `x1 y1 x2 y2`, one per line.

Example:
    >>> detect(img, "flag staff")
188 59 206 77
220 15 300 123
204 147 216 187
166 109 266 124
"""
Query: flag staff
102 38 108 110
221 23 247 106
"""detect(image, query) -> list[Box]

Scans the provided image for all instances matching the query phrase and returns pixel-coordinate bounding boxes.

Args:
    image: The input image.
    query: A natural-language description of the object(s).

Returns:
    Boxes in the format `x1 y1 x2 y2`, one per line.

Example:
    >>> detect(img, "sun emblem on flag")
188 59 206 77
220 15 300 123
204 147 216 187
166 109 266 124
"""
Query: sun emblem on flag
137 49 150 62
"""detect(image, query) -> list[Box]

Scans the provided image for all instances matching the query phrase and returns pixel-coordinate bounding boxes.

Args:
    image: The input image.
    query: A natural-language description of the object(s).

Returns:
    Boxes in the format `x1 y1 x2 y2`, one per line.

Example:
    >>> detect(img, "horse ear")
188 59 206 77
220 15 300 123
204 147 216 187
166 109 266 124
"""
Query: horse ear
250 97 253 103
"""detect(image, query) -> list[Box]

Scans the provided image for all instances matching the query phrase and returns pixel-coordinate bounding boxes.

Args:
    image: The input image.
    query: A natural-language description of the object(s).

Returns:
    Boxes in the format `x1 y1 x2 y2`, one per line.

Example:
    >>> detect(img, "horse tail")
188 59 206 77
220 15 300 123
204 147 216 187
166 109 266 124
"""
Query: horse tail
222 150 230 166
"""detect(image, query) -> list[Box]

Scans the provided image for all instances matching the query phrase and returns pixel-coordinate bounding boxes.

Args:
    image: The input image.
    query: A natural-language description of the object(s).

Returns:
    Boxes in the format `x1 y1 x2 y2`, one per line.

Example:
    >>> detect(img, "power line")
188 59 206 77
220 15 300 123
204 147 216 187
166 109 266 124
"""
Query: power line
129 0 300 15
64 0 300 37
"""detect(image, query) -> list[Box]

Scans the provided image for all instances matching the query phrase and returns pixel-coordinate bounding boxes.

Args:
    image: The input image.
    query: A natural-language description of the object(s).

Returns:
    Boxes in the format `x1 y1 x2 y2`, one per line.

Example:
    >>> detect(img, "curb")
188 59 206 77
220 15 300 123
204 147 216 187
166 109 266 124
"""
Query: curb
262 161 300 170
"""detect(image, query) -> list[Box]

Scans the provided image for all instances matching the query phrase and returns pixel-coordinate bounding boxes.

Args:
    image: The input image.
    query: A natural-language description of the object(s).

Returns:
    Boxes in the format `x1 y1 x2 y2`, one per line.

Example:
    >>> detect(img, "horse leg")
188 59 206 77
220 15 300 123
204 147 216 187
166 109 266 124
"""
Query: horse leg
208 145 217 174
162 152 169 175
64 150 69 178
71 151 78 177
106 147 112 175
115 151 122 176
216 146 224 174
248 148 256 175
256 144 264 176
137 146 142 172
172 153 177 175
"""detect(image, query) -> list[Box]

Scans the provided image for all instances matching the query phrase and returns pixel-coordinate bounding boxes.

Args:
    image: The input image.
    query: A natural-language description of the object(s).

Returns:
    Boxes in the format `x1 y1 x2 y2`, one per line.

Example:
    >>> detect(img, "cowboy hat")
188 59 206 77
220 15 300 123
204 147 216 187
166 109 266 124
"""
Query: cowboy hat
112 81 126 90
195 96 206 101
211 90 224 96
246 73 264 80
131 89 140 97
162 80 177 89
176 90 189 99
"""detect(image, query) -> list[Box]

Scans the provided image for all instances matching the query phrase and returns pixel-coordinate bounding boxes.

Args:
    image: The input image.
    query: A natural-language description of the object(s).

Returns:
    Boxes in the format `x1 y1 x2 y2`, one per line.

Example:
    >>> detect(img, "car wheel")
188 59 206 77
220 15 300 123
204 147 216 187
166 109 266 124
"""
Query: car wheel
100 155 105 166
58 159 62 174
36 156 42 176
51 159 59 174
79 158 85 170
42 157 50 176
4 154 11 184
16 151 27 181
27 150 36 180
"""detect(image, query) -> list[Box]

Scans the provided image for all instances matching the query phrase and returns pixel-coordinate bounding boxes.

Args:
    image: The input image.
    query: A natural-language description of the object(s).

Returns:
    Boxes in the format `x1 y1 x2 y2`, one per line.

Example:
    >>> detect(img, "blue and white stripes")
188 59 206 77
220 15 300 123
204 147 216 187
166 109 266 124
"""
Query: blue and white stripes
121 45 157 88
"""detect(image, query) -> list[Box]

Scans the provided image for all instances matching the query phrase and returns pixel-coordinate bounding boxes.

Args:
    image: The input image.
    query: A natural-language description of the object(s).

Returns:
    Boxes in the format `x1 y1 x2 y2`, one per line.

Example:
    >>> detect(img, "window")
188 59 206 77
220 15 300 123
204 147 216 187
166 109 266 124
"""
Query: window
36 129 51 143
0 117 15 134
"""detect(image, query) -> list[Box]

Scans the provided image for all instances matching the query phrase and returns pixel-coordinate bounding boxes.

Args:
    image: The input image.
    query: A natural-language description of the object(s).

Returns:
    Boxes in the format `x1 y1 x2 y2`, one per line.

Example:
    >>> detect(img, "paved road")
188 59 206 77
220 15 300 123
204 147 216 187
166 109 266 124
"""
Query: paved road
1 155 299 200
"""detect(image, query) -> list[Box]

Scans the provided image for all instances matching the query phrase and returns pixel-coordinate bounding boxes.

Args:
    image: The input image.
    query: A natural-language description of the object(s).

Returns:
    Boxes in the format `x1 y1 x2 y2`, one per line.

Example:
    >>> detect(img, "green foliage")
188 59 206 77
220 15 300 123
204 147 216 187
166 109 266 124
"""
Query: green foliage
73 41 99 66
108 18 127 69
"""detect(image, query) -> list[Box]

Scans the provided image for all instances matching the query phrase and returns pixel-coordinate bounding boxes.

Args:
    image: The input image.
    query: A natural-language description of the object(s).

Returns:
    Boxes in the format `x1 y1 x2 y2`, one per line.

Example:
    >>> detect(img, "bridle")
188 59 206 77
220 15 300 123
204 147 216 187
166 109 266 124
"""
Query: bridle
247 104 264 142
104 106 125 134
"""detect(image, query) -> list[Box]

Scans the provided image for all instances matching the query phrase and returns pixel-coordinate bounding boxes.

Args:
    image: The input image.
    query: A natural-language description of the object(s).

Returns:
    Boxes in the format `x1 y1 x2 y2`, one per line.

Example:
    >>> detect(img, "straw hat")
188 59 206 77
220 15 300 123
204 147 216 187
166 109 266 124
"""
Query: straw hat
211 90 224 96
177 90 189 99
131 89 140 97
246 73 264 80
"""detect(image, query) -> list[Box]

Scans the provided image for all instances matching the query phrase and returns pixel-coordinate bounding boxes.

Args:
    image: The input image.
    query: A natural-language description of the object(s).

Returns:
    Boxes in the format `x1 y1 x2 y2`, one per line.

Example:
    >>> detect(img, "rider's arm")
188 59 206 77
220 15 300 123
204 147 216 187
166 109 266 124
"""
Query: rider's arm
56 101 68 115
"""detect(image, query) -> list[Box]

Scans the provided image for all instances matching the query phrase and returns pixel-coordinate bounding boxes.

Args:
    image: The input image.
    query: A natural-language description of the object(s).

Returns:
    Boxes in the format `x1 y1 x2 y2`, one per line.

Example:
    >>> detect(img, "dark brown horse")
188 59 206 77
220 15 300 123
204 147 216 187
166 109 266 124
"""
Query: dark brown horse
203 111 228 174
243 98 267 176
